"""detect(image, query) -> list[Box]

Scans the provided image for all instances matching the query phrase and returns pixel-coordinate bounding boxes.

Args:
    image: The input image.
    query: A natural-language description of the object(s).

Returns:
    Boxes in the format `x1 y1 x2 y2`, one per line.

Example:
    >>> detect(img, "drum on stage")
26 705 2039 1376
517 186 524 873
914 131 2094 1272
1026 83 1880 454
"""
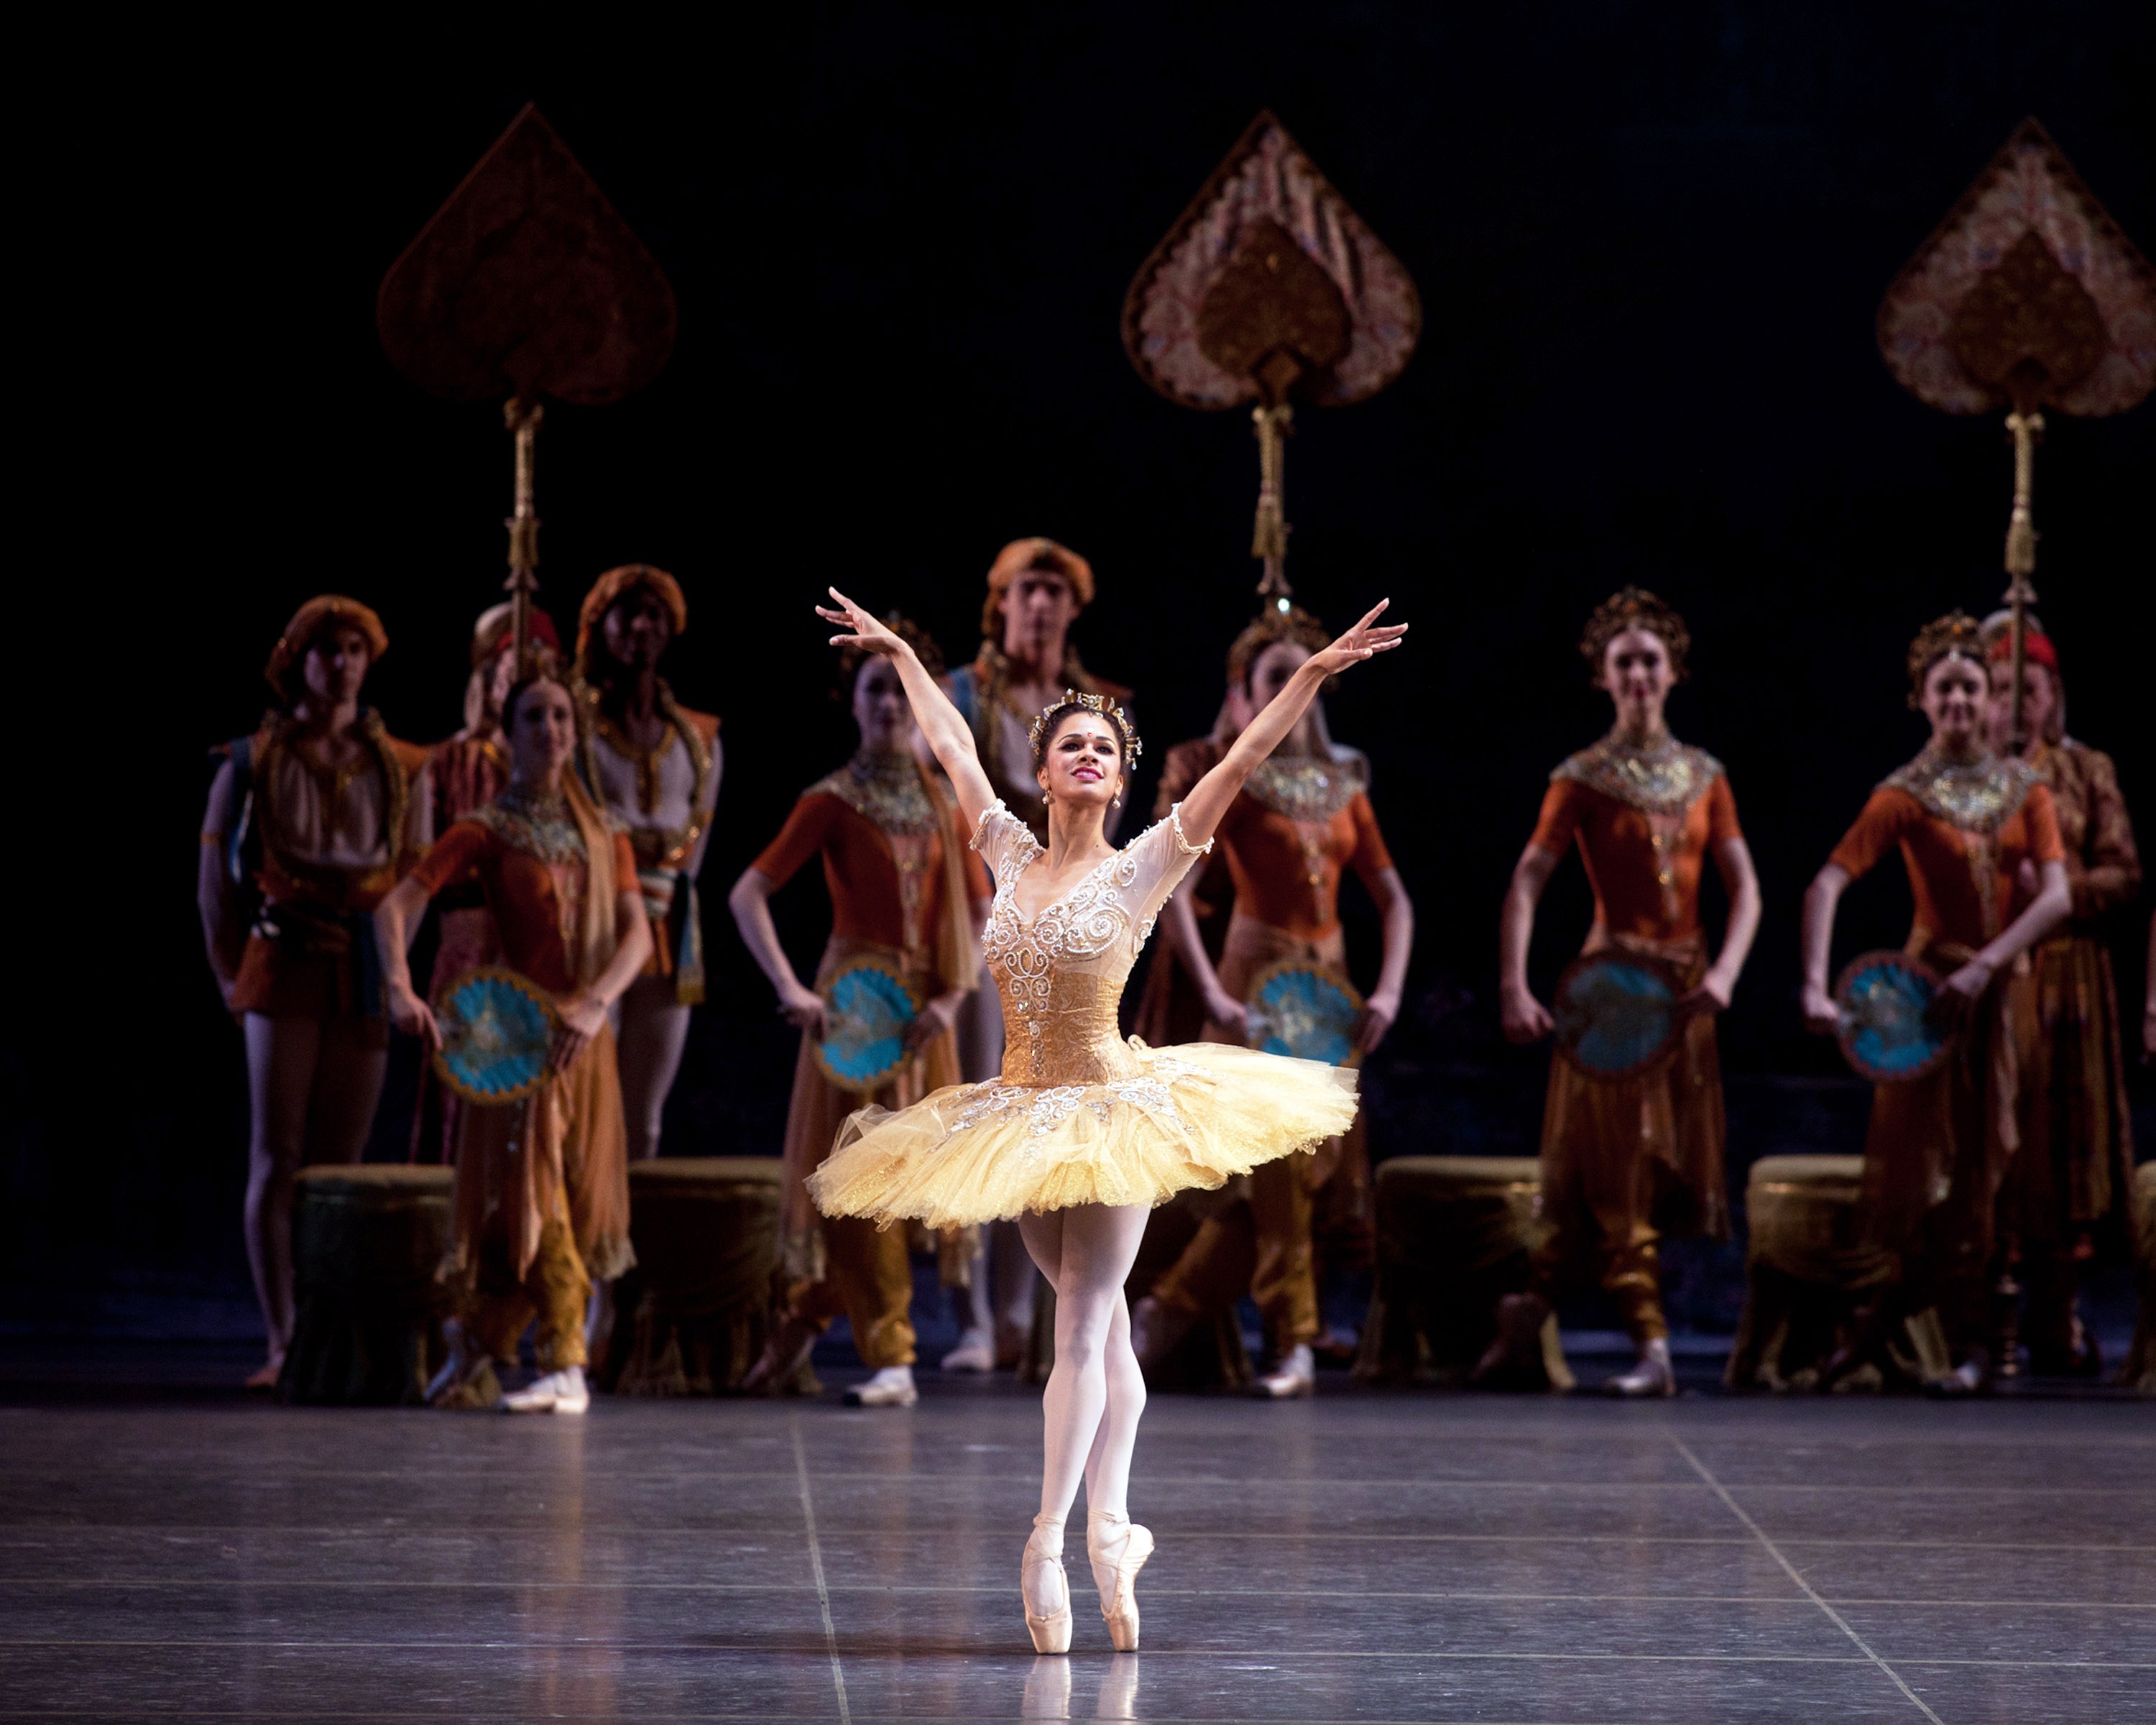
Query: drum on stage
815 960 921 1094
433 967 560 1105
1833 951 1951 1082
1245 960 1364 1068
1551 949 1684 1080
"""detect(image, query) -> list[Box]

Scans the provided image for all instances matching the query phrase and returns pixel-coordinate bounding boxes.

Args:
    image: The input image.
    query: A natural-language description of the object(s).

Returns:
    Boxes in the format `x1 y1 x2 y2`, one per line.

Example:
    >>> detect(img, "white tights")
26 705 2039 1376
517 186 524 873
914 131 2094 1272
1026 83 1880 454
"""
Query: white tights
1019 1202 1150 1525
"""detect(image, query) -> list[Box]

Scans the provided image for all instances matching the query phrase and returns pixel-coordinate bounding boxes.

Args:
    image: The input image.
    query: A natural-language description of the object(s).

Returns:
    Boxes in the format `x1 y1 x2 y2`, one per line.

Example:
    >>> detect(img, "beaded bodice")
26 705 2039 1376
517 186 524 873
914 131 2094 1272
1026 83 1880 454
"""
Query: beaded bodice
972 801 1210 1086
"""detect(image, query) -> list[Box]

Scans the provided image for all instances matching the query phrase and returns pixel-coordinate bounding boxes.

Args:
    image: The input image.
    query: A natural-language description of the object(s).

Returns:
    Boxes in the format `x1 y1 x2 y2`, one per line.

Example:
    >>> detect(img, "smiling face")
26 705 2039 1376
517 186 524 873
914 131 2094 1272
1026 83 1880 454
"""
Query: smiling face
1920 652 1988 750
300 624 372 710
1036 709 1125 811
506 678 578 786
852 656 911 753
1599 626 1674 734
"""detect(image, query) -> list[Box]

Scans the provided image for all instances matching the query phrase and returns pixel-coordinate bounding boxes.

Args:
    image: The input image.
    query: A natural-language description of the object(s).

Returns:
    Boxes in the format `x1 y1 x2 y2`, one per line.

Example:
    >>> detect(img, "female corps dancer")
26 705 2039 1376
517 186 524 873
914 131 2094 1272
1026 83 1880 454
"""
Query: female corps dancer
1136 604 1414 1399
1478 589 1761 1397
198 597 430 1388
376 674 652 1412
409 602 563 1164
808 586 1404 1652
1800 612 2070 1394
1983 619 2139 1374
730 616 989 1407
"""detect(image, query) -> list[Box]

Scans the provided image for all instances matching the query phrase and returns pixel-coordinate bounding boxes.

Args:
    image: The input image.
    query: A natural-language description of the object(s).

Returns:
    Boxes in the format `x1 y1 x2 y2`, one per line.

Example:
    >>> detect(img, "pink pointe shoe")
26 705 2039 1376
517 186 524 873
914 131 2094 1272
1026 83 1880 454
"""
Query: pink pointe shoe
1087 1509 1155 1652
1021 1513 1072 1654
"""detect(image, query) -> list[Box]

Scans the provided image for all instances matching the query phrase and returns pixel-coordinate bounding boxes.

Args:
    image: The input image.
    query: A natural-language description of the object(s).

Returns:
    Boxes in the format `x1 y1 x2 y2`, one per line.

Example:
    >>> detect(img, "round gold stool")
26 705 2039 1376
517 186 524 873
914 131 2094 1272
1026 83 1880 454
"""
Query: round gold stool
1724 1154 1949 1392
281 1164 455 1405
608 1157 784 1396
1353 1156 1562 1386
2124 1162 2156 1394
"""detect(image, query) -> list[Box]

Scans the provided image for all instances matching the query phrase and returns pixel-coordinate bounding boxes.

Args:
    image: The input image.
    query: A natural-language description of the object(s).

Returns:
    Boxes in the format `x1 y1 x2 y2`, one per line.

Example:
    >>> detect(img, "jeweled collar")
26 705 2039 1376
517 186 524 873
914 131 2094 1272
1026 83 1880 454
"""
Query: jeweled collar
1245 752 1368 821
473 783 586 865
1880 747 2040 834
809 750 939 834
1552 731 1723 817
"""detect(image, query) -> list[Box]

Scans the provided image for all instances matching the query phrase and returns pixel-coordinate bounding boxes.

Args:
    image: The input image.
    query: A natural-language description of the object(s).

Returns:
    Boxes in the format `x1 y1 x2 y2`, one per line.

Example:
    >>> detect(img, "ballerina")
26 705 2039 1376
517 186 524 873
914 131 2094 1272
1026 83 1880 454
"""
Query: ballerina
809 586 1405 1654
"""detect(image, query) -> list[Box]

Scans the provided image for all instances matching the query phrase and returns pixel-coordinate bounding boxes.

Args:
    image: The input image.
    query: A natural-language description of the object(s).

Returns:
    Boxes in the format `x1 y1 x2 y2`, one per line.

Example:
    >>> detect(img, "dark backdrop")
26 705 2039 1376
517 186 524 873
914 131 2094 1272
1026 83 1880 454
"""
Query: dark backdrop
9 5 2152 1338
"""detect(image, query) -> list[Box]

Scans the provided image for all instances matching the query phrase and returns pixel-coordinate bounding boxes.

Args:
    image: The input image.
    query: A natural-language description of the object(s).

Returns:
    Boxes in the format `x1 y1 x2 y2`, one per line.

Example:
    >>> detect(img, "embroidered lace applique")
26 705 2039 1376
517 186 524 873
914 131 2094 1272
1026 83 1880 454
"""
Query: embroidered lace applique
934 1059 1197 1144
1552 734 1725 818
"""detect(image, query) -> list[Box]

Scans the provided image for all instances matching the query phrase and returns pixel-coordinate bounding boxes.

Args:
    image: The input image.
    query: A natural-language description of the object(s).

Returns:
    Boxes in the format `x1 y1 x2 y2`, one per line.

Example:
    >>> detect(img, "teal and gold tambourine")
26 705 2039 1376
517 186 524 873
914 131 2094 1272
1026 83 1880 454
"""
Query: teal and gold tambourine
1245 960 1364 1068
1835 951 1951 1083
815 960 921 1094
433 966 559 1105
1552 949 1683 1080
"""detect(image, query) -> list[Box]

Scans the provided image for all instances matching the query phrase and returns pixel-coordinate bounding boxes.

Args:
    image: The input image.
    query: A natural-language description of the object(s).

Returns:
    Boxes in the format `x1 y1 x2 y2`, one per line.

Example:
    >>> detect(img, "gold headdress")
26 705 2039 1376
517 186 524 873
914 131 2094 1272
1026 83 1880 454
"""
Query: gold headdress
1580 587 1691 685
1227 603 1331 689
1904 610 1986 708
1028 690 1143 765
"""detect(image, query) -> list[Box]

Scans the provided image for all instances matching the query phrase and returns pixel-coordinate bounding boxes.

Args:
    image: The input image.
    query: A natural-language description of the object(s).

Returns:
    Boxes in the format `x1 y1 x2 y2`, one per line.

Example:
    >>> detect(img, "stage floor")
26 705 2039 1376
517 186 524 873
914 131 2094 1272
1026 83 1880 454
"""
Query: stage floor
0 1369 2150 1724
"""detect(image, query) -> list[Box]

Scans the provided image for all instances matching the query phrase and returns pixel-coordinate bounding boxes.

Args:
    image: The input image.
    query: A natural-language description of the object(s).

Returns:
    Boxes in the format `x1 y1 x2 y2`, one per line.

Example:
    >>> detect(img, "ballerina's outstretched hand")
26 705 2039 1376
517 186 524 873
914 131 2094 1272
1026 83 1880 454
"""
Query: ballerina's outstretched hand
1308 599 1409 675
1177 599 1409 845
814 586 997 828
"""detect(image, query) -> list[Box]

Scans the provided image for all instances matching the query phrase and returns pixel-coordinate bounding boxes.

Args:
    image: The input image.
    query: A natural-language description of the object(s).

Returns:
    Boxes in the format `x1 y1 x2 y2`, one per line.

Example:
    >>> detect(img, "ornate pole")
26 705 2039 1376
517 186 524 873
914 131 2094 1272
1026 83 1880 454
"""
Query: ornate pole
505 397 545 672
1252 402 1294 603
2001 408 2043 751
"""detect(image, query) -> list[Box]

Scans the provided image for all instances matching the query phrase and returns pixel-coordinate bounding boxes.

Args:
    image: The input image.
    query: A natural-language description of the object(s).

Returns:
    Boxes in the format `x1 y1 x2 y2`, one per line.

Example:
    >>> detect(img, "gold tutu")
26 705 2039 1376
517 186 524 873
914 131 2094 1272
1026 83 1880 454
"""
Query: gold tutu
807 1036 1359 1229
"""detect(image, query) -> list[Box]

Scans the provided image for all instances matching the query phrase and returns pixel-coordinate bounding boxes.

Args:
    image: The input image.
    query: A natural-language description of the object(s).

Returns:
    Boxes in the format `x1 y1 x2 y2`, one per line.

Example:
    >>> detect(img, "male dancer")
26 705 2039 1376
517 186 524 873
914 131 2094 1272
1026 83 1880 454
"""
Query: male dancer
571 565 721 1162
199 597 431 1386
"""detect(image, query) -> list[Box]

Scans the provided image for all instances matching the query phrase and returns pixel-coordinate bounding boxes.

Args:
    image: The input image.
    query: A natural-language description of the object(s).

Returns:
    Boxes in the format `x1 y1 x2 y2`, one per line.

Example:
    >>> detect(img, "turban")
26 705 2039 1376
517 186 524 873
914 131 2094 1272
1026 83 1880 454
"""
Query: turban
1986 626 2058 671
264 595 387 699
982 538 1095 638
470 602 561 668
576 564 688 674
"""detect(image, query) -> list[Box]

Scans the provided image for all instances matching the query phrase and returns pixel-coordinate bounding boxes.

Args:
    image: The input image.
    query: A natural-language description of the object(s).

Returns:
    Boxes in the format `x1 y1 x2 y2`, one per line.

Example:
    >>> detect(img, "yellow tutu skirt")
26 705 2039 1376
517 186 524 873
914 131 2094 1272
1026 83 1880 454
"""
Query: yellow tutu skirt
806 1039 1360 1229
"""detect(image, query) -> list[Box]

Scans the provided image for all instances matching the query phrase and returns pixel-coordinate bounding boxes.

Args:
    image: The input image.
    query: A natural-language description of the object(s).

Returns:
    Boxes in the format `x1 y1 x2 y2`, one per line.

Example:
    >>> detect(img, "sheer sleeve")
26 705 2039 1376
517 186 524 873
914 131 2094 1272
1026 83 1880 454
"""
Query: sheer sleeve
1128 803 1215 951
969 799 1031 877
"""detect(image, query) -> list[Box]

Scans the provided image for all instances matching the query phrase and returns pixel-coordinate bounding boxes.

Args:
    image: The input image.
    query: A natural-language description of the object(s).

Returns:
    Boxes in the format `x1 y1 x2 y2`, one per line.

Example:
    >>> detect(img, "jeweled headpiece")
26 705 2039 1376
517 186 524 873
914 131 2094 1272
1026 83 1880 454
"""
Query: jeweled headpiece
1227 603 1331 689
1028 689 1143 766
1580 586 1690 685
1905 610 1986 707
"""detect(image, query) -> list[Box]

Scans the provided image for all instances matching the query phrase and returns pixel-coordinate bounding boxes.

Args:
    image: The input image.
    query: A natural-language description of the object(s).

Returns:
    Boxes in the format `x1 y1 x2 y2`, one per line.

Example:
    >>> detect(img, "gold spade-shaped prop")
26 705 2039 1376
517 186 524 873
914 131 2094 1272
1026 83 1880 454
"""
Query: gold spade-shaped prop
1123 112 1421 602
1878 117 2155 745
377 104 678 670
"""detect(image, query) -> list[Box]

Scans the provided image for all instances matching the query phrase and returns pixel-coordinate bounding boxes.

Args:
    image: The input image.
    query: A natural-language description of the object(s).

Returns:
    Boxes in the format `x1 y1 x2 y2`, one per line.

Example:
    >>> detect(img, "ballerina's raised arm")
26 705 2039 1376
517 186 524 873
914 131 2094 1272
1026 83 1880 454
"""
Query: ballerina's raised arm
819 588 998 832
1174 599 1408 847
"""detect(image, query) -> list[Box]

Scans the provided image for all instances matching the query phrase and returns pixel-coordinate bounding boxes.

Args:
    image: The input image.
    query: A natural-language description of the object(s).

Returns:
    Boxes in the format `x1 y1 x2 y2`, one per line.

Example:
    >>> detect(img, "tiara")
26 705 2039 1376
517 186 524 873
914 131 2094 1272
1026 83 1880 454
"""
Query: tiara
1028 689 1143 763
